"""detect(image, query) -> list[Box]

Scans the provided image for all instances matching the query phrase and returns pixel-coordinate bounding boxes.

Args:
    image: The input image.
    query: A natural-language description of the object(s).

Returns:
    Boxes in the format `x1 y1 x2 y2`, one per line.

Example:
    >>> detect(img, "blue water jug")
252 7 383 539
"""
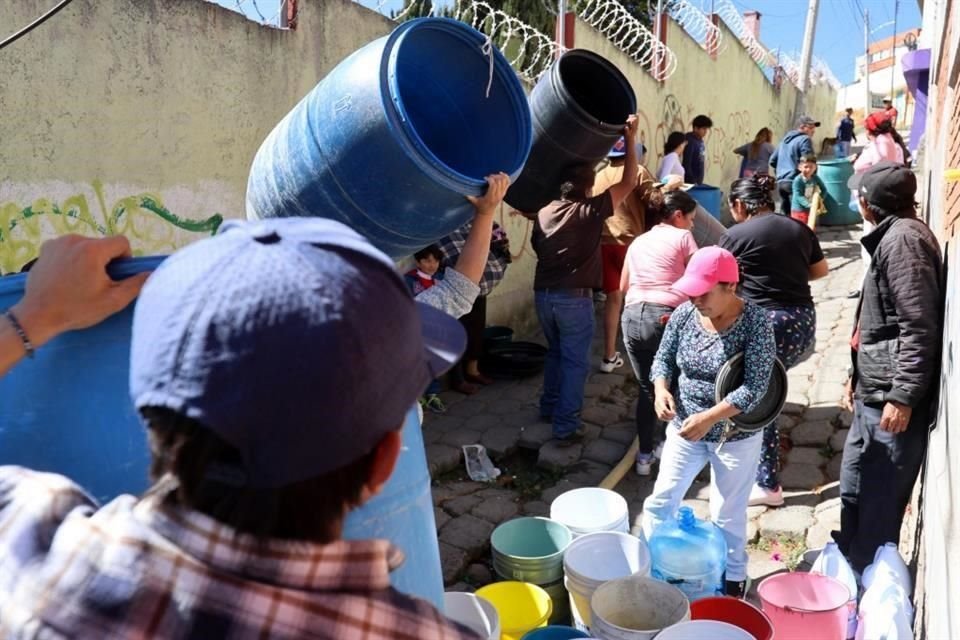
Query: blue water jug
246 18 532 258
343 406 445 609
648 506 727 601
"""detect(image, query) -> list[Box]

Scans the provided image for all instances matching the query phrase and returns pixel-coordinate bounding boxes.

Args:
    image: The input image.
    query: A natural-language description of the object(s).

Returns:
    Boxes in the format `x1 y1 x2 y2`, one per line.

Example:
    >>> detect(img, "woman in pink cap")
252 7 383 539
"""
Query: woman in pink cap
641 246 776 598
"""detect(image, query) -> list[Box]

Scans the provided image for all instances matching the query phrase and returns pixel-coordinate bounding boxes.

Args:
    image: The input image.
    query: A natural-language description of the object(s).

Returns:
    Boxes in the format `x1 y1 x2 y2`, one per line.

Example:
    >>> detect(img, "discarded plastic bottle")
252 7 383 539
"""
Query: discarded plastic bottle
648 506 727 601
812 541 860 639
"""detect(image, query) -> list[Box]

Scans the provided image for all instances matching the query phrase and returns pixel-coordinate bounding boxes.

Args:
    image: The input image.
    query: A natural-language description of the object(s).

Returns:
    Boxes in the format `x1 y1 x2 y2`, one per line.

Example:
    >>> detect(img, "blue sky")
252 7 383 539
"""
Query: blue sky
218 0 921 85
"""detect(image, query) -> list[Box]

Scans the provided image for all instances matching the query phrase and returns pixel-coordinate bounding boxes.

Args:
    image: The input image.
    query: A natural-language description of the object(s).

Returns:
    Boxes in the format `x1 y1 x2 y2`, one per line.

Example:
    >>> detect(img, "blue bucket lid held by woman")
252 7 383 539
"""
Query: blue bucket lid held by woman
671 246 740 298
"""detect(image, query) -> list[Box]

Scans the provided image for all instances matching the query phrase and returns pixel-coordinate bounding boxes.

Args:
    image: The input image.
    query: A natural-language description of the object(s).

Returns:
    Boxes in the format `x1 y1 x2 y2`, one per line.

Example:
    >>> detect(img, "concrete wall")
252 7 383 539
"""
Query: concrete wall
0 0 392 274
572 18 838 219
0 0 834 336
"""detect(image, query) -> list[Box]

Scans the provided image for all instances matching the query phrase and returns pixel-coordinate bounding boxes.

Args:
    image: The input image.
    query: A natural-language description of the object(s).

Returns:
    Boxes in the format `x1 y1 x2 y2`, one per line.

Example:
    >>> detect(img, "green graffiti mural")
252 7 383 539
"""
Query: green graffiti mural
0 180 224 274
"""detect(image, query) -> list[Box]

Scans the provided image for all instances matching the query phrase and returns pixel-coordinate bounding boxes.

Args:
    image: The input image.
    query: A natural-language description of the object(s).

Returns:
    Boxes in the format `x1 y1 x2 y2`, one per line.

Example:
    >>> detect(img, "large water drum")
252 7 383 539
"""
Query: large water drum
0 257 447 609
343 405 445 609
246 18 532 258
0 257 163 502
506 49 636 213
816 159 859 225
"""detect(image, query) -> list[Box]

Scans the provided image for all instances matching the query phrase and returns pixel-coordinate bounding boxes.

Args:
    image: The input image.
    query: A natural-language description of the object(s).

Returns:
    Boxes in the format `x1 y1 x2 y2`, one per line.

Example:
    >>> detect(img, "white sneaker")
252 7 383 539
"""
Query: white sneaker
748 484 785 507
635 453 654 476
653 441 664 460
600 352 625 373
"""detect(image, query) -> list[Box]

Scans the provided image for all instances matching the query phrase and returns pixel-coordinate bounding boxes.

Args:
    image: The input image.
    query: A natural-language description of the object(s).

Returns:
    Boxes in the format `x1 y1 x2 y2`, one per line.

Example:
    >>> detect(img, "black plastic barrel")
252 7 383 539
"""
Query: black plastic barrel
505 50 637 213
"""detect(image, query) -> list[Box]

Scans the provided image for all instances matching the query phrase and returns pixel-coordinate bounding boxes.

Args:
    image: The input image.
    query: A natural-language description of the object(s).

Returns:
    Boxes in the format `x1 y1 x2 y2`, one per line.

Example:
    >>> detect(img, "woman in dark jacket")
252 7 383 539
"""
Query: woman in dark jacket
719 174 830 507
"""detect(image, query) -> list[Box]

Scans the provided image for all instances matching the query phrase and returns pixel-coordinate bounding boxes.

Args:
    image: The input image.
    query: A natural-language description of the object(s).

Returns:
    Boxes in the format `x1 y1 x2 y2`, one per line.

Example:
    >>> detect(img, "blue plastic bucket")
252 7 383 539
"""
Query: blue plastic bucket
343 406 444 609
0 257 164 502
687 185 723 221
246 18 532 258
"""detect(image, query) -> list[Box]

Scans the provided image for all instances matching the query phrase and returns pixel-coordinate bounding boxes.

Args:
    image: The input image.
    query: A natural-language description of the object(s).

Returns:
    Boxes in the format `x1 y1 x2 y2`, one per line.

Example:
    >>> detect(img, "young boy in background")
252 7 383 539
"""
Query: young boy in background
404 244 448 413
791 154 827 225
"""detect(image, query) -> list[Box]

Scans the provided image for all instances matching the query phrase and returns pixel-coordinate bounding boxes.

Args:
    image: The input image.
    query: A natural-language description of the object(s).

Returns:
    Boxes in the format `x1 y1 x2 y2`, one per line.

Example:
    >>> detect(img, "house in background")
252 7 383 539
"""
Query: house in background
835 28 921 132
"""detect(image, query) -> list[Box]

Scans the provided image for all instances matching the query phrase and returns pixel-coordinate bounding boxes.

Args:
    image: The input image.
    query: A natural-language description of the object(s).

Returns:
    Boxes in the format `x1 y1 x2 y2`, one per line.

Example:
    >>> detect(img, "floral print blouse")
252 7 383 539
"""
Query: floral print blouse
651 300 777 442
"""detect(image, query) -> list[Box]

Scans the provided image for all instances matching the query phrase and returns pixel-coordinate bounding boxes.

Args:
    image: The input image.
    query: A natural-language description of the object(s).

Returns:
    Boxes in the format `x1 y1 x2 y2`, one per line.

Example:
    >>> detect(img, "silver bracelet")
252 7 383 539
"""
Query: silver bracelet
4 310 34 358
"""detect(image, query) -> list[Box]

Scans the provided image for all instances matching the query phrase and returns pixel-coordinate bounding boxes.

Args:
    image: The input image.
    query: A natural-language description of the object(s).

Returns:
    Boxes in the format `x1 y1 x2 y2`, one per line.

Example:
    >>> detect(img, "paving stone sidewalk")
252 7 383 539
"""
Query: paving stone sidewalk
424 224 863 593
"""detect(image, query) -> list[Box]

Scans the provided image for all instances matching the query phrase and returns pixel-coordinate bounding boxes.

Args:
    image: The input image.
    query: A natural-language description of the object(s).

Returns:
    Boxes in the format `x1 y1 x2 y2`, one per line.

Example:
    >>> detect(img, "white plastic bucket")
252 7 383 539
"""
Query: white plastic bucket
589 575 690 640
563 532 651 631
551 488 630 538
655 620 754 640
444 592 501 640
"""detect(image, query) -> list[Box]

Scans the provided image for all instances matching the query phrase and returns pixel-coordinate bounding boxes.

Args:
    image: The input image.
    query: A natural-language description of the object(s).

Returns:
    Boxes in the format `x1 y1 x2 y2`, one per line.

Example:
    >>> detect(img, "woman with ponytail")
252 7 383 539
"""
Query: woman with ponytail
719 174 830 507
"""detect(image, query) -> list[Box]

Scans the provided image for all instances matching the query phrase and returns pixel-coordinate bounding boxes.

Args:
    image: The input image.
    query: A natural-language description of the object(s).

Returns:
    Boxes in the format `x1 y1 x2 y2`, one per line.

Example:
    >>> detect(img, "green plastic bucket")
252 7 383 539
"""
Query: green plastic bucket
492 517 574 623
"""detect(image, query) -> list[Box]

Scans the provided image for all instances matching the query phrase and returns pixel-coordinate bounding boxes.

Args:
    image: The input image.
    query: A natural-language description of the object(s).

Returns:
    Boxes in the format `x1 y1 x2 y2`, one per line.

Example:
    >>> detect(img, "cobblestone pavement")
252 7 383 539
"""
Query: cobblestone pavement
424 224 863 594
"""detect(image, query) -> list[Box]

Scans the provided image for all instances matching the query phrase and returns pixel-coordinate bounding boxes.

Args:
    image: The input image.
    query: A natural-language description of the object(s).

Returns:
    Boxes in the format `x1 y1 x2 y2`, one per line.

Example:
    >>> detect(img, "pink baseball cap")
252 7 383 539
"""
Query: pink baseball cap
672 247 740 297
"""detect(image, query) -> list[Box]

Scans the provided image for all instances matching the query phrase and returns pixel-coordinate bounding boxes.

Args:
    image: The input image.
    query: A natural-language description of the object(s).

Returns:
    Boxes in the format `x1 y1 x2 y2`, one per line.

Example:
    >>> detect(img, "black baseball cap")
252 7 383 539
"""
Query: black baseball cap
847 161 917 211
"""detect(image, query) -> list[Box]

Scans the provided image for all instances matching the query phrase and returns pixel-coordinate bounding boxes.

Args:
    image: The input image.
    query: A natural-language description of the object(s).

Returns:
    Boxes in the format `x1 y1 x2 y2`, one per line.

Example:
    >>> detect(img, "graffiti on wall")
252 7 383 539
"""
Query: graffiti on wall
0 181 223 274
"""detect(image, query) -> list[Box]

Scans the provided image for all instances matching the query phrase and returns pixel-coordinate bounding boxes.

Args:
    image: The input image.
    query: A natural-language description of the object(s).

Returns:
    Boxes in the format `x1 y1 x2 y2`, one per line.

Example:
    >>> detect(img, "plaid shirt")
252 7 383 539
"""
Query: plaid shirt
435 222 510 297
0 467 480 640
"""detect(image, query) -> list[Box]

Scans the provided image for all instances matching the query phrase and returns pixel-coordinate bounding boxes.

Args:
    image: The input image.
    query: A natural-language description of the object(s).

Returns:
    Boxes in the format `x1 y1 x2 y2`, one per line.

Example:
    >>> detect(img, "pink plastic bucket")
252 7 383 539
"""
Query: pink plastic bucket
757 573 849 640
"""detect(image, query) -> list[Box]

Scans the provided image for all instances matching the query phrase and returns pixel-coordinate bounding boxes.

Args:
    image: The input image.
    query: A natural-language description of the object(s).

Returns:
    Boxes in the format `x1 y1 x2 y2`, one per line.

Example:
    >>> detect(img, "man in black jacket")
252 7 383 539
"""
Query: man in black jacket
835 161 944 573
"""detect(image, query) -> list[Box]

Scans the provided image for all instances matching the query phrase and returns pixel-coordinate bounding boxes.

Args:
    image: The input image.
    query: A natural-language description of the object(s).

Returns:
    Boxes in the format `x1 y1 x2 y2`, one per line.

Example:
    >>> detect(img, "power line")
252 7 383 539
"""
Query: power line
0 0 75 51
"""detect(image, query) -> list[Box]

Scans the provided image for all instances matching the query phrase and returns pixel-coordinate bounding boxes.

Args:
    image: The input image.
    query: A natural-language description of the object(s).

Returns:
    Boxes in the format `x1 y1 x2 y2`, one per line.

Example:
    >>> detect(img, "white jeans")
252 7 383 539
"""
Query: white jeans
642 427 763 581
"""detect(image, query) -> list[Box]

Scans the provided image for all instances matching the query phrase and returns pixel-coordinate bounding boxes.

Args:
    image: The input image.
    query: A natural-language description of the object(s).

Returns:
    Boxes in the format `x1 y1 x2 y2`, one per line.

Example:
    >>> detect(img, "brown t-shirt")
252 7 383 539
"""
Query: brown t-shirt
532 192 614 290
593 164 658 245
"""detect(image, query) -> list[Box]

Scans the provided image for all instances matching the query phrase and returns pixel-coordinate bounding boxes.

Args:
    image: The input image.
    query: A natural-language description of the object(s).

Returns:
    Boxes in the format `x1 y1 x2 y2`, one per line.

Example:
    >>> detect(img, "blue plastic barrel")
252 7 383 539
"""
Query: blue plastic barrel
246 18 532 258
0 257 164 502
506 49 637 213
817 159 860 225
343 406 443 609
687 185 723 221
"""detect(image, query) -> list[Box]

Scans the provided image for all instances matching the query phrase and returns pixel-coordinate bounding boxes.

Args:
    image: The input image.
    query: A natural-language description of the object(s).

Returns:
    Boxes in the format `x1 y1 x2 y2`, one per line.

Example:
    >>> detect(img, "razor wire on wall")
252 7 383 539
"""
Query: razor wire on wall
713 0 775 71
571 0 677 81
665 0 723 55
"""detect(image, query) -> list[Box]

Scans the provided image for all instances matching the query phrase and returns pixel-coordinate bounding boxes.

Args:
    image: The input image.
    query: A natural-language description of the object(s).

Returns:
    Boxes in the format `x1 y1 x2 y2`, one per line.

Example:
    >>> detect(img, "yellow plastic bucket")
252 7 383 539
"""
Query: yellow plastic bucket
476 581 553 640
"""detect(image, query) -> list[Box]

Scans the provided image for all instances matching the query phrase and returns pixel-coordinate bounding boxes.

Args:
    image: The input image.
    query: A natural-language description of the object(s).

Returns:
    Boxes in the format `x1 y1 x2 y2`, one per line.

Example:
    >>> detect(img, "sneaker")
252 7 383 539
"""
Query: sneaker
423 394 447 414
725 577 751 598
652 441 664 460
635 453 654 476
600 352 625 373
748 483 785 507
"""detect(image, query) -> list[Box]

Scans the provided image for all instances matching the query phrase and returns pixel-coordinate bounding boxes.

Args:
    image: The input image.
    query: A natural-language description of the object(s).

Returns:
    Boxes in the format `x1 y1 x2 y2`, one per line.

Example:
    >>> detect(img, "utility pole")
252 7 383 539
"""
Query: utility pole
890 0 899 98
864 8 871 116
794 0 820 119
557 0 566 55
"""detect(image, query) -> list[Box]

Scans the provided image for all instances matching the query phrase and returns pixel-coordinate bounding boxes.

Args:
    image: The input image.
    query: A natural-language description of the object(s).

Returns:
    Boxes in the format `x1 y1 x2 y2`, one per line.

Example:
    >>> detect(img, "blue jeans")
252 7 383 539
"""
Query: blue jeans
535 290 595 439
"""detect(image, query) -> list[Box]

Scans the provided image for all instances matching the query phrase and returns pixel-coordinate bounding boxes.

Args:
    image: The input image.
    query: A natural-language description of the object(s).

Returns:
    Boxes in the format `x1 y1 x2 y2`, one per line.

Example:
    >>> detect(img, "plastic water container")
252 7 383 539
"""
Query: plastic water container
505 49 636 213
550 488 630 538
757 572 850 640
343 406 443 608
0 257 164 503
246 18 532 258
492 517 574 623
862 543 912 595
686 185 723 221
589 575 690 640
476 581 553 640
690 596 774 640
811 542 859 638
563 531 650 631
858 567 914 640
816 159 860 225
444 592 500 640
655 620 754 640
690 204 727 248
648 506 727 602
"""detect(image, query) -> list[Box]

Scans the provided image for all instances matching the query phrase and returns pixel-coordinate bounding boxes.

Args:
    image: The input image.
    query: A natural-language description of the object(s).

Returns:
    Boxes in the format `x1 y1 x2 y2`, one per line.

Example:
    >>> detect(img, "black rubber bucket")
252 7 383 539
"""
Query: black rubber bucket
505 49 637 213
480 341 548 379
483 325 515 353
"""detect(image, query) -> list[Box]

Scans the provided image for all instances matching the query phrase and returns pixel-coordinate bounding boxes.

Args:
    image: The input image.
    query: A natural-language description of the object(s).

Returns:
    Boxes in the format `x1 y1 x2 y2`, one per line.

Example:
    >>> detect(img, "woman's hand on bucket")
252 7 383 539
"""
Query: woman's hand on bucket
467 172 511 215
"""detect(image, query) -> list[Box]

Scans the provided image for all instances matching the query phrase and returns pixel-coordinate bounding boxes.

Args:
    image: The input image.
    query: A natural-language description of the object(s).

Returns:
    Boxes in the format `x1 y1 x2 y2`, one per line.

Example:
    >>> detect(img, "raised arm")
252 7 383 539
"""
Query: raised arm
456 173 510 284
605 116 640 210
